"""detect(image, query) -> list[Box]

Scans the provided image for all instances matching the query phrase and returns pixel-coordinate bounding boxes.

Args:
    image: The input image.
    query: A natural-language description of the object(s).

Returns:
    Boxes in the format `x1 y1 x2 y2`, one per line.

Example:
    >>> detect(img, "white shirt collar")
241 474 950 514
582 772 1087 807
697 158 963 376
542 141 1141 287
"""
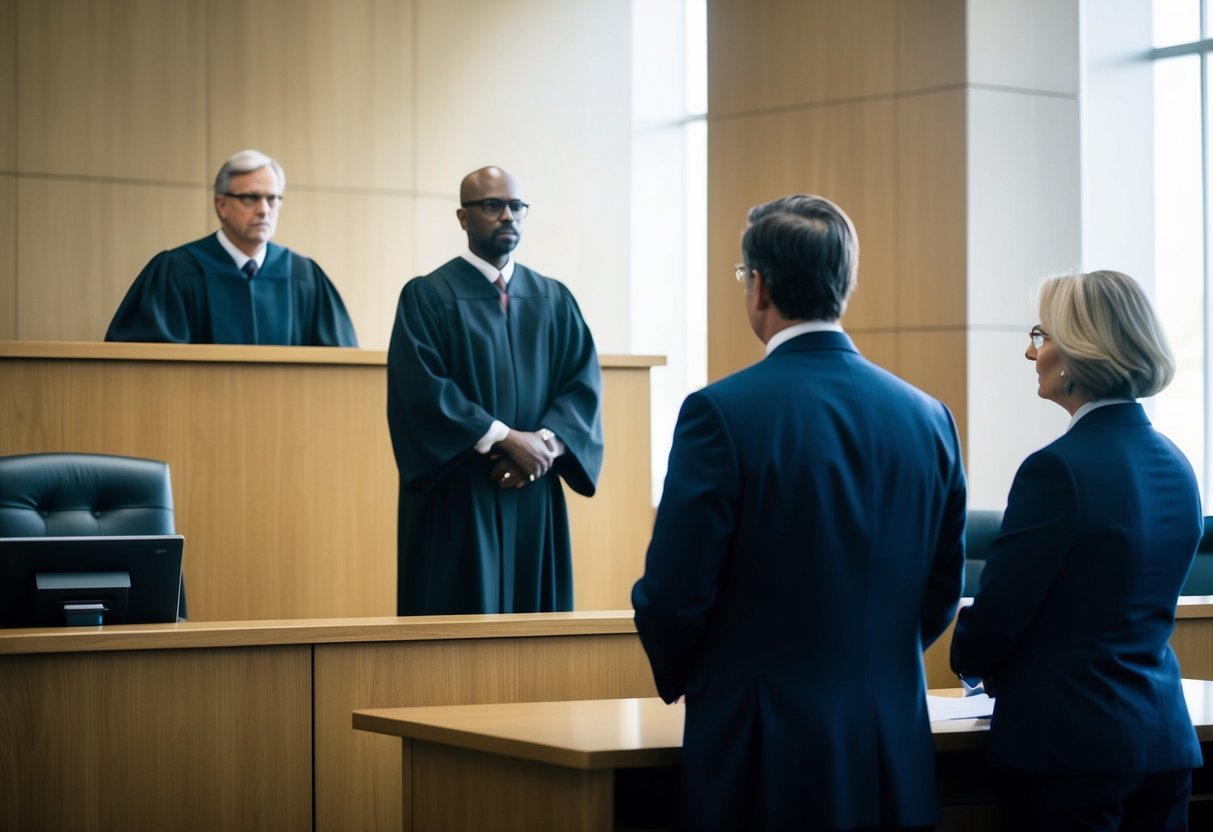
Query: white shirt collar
1066 398 1134 431
765 320 845 356
461 249 516 284
215 230 267 273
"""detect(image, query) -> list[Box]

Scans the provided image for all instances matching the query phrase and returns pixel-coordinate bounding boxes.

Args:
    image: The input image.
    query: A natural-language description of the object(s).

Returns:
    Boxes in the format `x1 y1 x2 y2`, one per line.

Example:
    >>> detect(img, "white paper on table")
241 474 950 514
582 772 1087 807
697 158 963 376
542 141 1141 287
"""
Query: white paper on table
927 693 994 721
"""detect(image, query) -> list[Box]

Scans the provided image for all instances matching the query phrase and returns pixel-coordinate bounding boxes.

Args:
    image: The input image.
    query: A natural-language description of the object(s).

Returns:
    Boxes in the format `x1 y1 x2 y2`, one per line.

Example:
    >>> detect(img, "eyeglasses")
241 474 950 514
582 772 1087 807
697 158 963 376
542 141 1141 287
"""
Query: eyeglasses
462 198 530 219
735 263 751 283
1029 327 1049 350
224 192 284 207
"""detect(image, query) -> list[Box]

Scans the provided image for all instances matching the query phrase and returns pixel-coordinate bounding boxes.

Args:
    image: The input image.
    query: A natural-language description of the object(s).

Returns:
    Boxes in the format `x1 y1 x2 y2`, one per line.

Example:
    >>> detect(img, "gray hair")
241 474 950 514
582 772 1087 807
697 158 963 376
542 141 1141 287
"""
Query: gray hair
1037 270 1175 400
213 149 285 195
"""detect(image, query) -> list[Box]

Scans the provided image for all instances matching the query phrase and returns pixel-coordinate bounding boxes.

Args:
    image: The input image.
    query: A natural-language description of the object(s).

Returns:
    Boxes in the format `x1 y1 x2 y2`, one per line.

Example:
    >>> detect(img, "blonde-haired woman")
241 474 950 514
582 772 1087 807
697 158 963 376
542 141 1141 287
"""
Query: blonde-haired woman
952 270 1204 830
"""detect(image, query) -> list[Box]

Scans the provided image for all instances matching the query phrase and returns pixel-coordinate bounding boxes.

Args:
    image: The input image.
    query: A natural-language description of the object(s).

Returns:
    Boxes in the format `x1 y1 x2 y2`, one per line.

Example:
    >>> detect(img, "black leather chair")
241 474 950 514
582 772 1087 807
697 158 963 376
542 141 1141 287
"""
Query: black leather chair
963 509 1004 597
0 452 186 619
1181 516 1213 597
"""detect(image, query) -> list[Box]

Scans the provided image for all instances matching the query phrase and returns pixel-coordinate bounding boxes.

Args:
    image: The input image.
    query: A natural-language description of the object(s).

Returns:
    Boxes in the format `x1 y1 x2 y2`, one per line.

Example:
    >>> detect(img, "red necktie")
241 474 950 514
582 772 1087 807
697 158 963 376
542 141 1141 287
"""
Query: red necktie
494 274 508 314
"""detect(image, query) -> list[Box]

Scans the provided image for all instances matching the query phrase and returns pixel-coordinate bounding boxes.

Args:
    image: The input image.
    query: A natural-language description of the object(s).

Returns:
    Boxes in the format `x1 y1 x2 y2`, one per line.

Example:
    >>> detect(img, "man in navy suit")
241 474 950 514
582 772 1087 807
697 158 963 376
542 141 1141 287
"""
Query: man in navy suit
632 195 967 830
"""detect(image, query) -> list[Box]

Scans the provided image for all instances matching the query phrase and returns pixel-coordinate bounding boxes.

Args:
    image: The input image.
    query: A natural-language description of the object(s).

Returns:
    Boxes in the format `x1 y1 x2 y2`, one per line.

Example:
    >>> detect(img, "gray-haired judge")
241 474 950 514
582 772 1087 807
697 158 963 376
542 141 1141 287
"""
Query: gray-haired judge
106 149 357 346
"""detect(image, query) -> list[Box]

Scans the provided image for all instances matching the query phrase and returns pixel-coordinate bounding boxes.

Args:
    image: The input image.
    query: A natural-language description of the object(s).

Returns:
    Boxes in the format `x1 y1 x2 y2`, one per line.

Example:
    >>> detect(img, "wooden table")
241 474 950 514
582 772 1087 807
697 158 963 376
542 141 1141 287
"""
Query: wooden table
355 679 1213 832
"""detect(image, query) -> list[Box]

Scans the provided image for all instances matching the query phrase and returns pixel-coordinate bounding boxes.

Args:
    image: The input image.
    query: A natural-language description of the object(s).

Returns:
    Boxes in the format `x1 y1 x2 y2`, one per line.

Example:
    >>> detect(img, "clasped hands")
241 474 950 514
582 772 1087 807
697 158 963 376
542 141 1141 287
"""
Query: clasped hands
490 429 559 489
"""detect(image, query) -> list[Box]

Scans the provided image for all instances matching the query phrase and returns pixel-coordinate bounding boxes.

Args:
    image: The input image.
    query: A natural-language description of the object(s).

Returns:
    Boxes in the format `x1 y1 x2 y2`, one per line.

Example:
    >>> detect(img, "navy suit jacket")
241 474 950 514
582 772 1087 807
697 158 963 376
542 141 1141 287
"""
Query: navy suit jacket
632 331 966 830
951 403 1203 775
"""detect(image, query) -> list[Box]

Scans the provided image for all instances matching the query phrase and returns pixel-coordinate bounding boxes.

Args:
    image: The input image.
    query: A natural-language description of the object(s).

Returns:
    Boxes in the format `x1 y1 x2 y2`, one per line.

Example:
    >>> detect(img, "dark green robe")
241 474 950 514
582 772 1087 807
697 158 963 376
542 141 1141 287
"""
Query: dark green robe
105 234 358 346
387 258 604 615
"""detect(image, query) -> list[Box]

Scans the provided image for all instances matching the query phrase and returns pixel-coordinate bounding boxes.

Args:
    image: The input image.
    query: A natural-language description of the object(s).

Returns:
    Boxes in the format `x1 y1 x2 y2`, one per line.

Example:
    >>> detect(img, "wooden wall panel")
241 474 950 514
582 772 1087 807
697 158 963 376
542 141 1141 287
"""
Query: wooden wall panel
411 0 633 349
566 366 655 610
895 0 967 91
0 0 13 171
896 330 968 452
847 330 898 374
0 177 13 340
896 91 968 329
272 190 417 350
706 0 970 436
206 0 415 191
708 0 899 116
314 634 657 832
707 100 899 382
15 0 207 181
0 645 313 832
15 180 208 340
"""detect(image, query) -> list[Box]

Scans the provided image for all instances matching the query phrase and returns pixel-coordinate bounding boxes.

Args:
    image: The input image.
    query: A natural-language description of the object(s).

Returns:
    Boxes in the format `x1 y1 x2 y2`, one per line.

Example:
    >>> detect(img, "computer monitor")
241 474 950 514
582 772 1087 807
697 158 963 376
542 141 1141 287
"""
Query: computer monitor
0 535 184 627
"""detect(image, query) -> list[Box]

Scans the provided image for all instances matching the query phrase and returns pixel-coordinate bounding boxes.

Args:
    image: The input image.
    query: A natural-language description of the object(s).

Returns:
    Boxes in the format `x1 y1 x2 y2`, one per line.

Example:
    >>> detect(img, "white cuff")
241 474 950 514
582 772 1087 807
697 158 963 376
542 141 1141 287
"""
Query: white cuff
474 420 510 454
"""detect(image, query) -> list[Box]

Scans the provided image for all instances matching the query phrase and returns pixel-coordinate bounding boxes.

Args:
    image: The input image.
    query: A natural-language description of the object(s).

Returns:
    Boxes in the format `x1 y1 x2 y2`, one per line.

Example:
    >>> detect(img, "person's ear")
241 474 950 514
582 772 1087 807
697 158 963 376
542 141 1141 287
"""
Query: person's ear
456 207 469 230
751 270 772 310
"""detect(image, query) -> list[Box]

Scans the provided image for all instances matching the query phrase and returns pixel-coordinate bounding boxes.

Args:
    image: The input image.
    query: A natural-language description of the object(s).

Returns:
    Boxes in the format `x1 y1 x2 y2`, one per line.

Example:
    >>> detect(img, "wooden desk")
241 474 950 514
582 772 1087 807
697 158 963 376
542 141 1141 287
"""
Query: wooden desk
0 341 663 619
0 612 657 832
355 680 1213 832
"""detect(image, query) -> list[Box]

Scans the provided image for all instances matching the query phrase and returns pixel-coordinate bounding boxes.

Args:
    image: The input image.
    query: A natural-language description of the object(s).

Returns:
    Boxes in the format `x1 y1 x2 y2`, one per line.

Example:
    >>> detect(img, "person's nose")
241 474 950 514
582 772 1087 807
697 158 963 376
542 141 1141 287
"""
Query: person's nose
1025 344 1036 361
499 205 516 223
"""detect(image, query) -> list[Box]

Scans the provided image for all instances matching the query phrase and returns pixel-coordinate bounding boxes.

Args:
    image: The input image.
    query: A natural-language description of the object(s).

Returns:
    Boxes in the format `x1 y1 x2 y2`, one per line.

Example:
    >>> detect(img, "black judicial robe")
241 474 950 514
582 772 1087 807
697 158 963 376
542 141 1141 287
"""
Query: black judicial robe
387 258 604 615
105 234 358 346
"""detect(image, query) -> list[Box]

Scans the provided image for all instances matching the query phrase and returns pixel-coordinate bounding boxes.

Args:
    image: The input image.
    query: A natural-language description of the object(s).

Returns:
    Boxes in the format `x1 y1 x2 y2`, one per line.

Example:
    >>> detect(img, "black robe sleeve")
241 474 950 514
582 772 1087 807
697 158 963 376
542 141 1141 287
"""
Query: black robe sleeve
387 276 498 492
537 284 603 497
293 255 358 347
105 249 205 343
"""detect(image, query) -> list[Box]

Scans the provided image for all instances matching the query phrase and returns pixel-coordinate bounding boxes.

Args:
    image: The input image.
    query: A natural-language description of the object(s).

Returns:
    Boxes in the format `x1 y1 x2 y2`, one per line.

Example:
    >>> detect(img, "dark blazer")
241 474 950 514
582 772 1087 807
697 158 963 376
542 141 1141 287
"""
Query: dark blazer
951 403 1204 775
632 330 966 830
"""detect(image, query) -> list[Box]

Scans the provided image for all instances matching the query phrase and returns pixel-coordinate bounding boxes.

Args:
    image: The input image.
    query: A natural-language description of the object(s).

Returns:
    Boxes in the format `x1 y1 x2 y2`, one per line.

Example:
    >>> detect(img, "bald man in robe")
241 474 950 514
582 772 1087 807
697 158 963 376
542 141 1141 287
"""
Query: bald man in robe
386 166 604 615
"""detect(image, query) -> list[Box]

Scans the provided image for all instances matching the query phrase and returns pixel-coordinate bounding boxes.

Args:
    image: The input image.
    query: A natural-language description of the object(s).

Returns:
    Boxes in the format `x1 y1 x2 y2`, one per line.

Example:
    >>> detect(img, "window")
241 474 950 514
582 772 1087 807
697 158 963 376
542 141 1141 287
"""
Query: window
1150 0 1212 506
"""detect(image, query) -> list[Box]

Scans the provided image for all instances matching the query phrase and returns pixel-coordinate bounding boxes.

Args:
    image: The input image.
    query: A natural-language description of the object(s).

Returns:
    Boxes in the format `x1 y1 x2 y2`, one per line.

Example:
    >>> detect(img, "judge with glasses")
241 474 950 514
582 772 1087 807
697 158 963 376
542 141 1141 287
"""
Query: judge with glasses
386 165 603 615
106 148 357 346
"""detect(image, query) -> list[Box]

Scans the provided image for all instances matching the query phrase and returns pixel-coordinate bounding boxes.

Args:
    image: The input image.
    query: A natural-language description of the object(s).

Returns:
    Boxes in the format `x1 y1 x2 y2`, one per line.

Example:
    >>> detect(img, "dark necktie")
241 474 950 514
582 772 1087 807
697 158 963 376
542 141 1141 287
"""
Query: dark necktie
242 260 259 280
494 274 508 314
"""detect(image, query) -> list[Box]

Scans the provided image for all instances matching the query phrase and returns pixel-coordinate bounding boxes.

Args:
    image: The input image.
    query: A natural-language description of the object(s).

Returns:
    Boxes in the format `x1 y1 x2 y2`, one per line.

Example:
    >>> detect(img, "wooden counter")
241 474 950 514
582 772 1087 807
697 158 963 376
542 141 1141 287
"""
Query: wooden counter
354 681 1213 831
0 341 663 620
0 611 657 832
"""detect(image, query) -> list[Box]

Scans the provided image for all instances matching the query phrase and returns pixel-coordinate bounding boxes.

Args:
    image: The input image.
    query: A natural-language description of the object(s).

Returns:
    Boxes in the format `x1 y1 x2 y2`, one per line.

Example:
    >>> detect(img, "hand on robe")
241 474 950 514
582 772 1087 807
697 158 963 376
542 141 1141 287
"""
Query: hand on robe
495 430 557 480
490 456 529 489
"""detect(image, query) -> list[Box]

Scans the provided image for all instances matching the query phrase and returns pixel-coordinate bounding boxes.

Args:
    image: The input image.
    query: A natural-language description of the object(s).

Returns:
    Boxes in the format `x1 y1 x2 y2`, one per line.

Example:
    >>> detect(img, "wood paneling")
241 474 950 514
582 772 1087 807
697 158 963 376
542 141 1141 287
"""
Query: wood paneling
567 366 654 611
896 91 967 329
0 0 13 171
15 179 208 340
313 633 656 832
708 0 899 117
272 189 417 350
0 176 13 340
207 0 415 191
0 645 312 832
895 0 967 91
895 329 968 447
706 0 970 430
0 347 395 620
0 344 661 619
15 0 207 181
707 99 899 381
